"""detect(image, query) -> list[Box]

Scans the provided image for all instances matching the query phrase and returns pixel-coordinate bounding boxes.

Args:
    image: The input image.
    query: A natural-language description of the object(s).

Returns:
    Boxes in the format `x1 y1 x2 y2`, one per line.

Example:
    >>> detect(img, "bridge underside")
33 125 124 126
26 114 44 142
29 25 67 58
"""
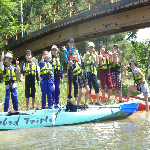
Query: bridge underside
5 0 150 60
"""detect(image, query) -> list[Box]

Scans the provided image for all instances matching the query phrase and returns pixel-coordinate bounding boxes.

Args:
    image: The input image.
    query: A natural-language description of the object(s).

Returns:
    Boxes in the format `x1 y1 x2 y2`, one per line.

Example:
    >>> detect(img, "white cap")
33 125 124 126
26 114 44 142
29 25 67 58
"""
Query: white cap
88 42 95 47
6 53 12 58
51 45 58 50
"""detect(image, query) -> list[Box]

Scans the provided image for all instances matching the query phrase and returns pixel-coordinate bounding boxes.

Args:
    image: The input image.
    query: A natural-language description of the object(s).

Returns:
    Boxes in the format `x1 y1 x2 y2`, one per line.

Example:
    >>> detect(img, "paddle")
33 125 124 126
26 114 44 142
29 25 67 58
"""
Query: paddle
52 106 62 126
76 103 139 113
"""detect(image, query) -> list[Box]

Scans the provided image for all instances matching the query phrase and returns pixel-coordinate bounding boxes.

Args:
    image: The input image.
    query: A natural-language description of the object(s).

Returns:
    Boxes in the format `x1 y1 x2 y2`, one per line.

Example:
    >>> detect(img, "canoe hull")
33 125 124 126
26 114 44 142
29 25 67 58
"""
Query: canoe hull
0 101 138 130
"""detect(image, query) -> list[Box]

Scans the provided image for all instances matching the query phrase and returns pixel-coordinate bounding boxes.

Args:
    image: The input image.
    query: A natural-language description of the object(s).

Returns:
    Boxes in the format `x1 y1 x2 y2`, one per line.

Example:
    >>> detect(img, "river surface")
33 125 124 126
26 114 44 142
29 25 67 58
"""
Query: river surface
0 111 150 150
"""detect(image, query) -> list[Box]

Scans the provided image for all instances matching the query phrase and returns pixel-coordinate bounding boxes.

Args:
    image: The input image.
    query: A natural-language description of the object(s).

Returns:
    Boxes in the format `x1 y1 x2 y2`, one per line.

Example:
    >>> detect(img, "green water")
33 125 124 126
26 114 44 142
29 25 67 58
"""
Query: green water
0 111 150 150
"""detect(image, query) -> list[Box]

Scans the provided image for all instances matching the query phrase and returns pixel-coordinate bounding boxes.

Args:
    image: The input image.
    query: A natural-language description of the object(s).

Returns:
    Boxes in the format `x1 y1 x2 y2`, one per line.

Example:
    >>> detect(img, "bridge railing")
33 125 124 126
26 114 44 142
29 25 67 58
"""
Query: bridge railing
0 0 117 47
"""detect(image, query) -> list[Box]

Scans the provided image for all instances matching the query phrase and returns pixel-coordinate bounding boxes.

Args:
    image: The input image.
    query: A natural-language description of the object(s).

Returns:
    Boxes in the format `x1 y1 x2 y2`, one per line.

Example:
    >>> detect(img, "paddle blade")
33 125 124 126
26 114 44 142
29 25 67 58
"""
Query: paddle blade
119 103 139 113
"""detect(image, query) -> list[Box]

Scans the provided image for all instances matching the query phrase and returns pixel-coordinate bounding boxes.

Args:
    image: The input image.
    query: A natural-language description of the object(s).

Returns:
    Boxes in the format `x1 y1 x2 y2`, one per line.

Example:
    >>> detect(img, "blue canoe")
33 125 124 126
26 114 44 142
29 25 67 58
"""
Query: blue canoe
0 101 139 130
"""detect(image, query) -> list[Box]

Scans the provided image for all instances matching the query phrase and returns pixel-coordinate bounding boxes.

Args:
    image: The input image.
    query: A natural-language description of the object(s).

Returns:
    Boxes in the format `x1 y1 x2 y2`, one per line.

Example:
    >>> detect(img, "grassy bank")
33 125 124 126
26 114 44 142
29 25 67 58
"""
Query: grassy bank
0 77 143 111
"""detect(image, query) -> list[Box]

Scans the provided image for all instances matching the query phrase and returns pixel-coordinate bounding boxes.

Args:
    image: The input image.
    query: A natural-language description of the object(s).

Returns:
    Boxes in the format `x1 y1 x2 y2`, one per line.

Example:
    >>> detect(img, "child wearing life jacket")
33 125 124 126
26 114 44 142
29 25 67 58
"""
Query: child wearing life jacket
0 52 19 112
51 45 63 108
39 49 54 109
62 37 81 104
99 43 113 104
68 51 90 106
110 44 122 103
21 50 39 110
83 42 102 105
124 60 149 112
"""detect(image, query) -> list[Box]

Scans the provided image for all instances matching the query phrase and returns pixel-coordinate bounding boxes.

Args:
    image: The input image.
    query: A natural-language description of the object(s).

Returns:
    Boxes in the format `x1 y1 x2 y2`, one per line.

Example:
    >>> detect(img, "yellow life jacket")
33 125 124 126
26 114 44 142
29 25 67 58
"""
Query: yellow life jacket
40 62 53 75
111 55 121 68
133 68 144 85
52 56 61 70
24 61 36 76
84 54 97 75
3 65 16 82
72 61 82 76
99 55 110 70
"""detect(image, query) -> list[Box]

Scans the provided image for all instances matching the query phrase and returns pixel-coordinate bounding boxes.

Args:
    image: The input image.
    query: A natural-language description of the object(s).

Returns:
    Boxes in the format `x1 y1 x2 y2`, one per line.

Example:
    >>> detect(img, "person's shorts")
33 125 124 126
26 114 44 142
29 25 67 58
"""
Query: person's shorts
110 72 122 90
78 74 88 88
25 76 35 98
140 82 149 95
99 70 113 89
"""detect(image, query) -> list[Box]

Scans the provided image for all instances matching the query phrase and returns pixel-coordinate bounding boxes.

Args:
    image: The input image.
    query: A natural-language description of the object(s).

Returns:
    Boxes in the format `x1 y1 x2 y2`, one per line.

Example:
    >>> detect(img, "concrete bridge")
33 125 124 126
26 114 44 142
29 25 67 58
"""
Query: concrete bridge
1 0 150 61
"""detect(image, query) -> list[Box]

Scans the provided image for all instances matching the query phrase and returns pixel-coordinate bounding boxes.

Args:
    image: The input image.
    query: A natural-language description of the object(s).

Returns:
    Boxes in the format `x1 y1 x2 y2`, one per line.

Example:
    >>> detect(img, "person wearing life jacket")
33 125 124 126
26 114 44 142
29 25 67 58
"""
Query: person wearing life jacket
99 43 113 105
21 50 39 110
110 44 123 103
39 49 54 109
0 52 20 112
66 51 90 108
62 37 81 104
124 60 149 112
83 42 102 105
51 45 63 108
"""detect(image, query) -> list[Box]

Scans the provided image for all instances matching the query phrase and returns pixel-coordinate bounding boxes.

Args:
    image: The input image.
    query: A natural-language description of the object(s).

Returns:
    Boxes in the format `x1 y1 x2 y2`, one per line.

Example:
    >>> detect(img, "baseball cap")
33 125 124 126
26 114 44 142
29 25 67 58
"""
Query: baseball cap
88 42 95 47
6 53 12 58
113 44 118 48
51 45 58 50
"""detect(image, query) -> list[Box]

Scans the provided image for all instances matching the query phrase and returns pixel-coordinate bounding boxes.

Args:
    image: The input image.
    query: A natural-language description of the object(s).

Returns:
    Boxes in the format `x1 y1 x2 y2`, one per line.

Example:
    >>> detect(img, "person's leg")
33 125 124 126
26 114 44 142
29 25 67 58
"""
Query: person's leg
73 75 78 104
118 90 122 102
127 85 137 101
87 73 93 103
26 98 29 110
111 72 117 99
144 95 149 112
85 85 90 105
32 98 35 110
68 76 73 100
116 72 122 103
47 79 53 109
40 80 47 109
106 72 113 100
77 88 82 106
55 78 60 105
11 87 18 111
4 89 10 112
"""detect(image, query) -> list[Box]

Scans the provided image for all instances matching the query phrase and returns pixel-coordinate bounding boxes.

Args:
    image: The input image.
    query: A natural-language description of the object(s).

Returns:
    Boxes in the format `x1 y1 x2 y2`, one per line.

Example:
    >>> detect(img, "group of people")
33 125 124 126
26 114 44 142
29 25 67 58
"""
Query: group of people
0 37 149 112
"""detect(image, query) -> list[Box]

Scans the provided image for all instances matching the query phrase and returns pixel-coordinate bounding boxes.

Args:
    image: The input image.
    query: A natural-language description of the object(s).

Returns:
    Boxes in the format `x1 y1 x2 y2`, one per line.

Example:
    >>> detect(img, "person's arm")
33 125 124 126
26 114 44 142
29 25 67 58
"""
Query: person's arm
99 52 103 66
84 52 89 64
123 64 132 77
118 50 123 63
35 63 39 82
95 51 99 65
0 51 4 71
112 52 116 64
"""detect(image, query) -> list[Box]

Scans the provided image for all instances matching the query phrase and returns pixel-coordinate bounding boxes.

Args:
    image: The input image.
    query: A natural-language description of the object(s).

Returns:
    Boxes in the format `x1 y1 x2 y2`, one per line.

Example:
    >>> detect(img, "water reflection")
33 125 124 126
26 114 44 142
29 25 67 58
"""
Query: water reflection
0 111 150 149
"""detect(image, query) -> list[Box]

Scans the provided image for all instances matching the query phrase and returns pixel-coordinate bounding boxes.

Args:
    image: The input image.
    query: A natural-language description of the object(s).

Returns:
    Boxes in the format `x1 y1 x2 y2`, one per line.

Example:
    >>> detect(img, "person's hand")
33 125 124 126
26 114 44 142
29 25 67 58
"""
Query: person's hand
99 52 102 58
142 80 145 84
87 51 90 56
1 51 4 61
69 59 72 66
107 50 112 56
61 79 63 84
124 63 128 70
95 51 98 56
41 55 44 63
37 81 39 86
62 46 67 51
16 58 19 66
53 84 55 90
119 50 122 55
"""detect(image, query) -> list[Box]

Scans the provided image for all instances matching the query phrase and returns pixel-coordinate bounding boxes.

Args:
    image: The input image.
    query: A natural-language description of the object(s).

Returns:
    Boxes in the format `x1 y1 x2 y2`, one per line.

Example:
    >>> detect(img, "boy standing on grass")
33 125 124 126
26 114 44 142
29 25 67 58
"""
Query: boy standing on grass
124 60 149 112
39 49 54 109
21 50 39 110
51 45 63 108
110 44 122 103
99 43 113 105
0 52 20 112
84 42 102 105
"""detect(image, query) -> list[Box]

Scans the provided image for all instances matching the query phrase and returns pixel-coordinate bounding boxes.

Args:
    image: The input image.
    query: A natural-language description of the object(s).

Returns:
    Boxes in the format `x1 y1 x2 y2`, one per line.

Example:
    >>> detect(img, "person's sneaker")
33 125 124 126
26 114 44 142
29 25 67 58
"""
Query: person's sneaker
103 100 108 105
56 104 60 109
89 102 93 105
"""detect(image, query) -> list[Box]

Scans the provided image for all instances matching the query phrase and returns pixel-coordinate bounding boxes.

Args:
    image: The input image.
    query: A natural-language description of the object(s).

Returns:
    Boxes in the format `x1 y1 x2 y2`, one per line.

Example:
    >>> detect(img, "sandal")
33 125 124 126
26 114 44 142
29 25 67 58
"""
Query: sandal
89 102 93 105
